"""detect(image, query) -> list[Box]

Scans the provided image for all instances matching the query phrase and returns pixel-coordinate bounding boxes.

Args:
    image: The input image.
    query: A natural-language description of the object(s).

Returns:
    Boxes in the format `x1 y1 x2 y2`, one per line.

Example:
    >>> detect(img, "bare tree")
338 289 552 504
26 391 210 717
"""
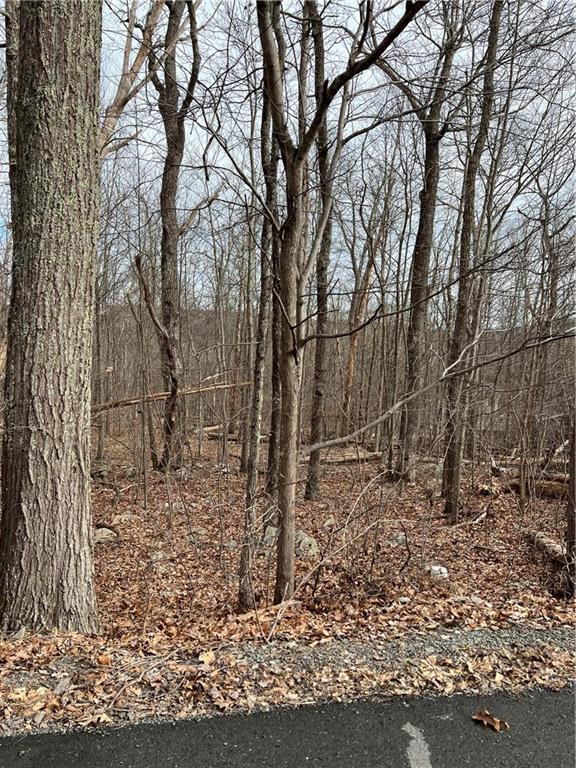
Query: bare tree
257 0 428 602
566 422 575 596
304 1 331 501
139 0 200 471
442 0 503 521
376 2 464 481
100 0 165 156
238 88 278 611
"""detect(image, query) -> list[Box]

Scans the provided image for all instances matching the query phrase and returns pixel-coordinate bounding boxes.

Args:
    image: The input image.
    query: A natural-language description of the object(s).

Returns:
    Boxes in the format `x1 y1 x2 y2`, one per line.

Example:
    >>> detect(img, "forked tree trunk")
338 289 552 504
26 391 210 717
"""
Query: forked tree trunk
149 0 200 472
257 0 427 603
0 0 102 633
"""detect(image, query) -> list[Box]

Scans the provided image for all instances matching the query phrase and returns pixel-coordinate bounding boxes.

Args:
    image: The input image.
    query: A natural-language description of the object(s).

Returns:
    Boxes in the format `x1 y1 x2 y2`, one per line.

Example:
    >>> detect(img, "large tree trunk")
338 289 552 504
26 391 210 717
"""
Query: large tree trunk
156 4 187 472
0 0 102 633
4 0 18 218
264 8 284 505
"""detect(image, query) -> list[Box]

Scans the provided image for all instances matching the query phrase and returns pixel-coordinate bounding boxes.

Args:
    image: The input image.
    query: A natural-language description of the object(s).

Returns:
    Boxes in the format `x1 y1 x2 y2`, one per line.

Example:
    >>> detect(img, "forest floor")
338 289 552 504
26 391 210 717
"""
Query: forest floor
0 442 573 735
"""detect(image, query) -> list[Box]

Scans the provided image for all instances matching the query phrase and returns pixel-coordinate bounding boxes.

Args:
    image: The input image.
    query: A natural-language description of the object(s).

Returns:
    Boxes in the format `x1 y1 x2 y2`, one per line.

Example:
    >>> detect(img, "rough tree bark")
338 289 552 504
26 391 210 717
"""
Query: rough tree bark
4 0 18 217
0 0 102 633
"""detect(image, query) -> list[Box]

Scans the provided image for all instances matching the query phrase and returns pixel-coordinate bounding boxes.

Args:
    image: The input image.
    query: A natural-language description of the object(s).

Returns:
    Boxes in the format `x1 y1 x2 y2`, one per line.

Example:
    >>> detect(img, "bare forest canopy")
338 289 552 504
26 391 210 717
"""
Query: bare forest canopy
0 0 574 639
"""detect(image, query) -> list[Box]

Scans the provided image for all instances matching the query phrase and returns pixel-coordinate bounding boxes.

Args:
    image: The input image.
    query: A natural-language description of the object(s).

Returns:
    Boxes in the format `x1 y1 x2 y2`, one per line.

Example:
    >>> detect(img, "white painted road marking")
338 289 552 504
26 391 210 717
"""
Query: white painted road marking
402 722 434 768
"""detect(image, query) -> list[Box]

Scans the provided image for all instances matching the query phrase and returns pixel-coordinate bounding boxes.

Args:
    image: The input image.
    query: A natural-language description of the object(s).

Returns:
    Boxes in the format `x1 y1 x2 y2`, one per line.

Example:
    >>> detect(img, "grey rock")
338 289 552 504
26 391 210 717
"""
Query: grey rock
261 526 319 558
189 526 209 544
262 525 278 549
112 512 135 525
295 530 320 558
94 526 118 546
425 563 449 579
91 462 110 480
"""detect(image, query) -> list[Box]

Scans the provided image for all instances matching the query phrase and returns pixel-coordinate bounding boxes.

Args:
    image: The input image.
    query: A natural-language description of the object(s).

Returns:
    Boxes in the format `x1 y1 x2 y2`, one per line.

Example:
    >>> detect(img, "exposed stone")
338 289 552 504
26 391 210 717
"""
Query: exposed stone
91 461 110 480
112 512 135 525
261 526 319 558
425 563 449 580
262 525 278 549
389 532 407 547
451 595 488 607
295 530 320 558
93 526 118 546
189 526 209 544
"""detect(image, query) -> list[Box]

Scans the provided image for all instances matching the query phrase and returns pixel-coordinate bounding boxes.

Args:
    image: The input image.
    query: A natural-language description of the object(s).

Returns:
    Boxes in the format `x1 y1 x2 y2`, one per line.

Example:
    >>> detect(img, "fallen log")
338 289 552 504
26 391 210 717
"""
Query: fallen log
92 381 250 415
526 530 567 564
505 479 568 500
298 446 382 465
540 473 569 484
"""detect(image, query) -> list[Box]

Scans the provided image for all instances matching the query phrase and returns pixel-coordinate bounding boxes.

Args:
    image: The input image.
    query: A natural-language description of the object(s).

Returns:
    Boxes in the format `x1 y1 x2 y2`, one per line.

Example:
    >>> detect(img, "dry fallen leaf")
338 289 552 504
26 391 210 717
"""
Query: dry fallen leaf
0 448 573 736
198 650 216 666
472 709 510 732
79 711 113 727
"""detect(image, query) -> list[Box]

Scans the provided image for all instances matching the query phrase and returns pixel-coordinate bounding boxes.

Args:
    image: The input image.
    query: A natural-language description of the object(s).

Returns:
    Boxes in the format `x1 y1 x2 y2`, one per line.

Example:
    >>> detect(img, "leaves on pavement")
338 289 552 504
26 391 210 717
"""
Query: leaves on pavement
472 709 510 732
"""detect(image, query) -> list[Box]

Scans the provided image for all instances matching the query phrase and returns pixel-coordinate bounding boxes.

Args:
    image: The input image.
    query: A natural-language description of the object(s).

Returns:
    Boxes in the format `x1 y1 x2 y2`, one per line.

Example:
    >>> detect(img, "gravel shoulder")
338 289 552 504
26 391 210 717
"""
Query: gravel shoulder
227 626 575 671
1 623 572 736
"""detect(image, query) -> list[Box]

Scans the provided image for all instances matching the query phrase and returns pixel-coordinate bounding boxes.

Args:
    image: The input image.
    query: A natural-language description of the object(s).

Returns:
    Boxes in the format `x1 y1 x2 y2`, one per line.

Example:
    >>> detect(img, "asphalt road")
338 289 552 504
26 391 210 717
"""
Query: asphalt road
0 688 574 768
